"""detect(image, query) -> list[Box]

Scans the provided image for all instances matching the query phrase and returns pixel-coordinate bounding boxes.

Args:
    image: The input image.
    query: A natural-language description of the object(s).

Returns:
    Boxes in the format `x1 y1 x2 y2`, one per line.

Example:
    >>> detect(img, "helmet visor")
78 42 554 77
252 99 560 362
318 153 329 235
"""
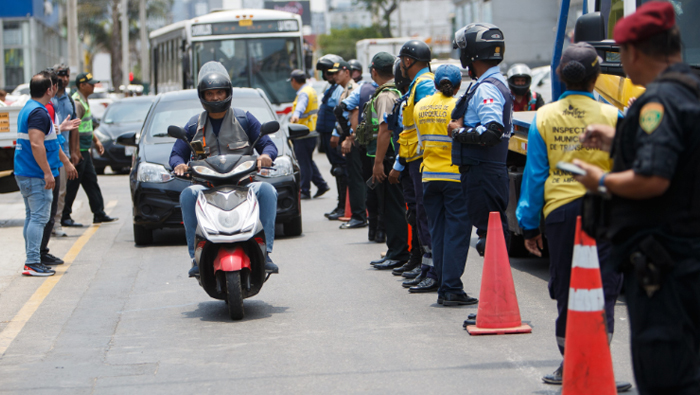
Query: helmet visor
454 27 468 50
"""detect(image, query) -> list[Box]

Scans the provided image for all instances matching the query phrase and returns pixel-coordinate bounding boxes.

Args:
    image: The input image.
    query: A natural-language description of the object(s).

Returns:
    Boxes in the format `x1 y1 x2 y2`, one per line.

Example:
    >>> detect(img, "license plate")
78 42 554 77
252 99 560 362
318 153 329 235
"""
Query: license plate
124 146 135 156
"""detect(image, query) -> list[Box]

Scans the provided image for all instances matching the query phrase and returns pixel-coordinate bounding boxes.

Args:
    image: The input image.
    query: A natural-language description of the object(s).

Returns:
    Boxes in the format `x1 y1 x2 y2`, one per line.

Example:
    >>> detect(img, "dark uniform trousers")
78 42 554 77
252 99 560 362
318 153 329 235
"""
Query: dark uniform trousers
346 144 367 222
460 162 510 246
423 180 470 297
375 167 409 261
401 167 423 261
63 153 106 220
40 172 60 256
319 132 347 211
293 136 328 195
545 199 622 354
407 160 436 278
364 152 383 233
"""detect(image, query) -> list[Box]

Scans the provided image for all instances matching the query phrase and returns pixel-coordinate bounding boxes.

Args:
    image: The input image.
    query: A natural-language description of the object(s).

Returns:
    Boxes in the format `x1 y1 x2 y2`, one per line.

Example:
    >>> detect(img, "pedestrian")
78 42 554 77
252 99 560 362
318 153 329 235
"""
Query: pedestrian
507 63 545 112
450 23 512 257
288 69 330 200
573 2 700 393
515 43 629 391
15 71 77 276
50 64 80 236
416 64 478 306
62 72 117 226
315 54 348 221
355 52 410 270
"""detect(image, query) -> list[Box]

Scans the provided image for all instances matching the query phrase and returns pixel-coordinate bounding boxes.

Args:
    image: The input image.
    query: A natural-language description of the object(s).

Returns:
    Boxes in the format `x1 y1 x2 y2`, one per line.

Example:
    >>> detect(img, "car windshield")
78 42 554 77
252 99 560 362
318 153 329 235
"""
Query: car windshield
90 92 110 99
145 95 284 148
103 100 153 124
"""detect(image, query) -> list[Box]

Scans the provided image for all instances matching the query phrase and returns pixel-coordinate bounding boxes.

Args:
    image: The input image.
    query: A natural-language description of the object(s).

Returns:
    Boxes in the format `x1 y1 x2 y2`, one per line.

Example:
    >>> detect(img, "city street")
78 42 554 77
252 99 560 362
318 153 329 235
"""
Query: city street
0 153 637 394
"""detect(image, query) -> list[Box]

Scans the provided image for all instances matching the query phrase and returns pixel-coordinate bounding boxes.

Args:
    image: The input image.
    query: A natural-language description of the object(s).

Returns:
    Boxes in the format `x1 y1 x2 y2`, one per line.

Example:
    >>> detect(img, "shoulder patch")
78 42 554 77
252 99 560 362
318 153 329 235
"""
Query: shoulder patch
639 102 664 134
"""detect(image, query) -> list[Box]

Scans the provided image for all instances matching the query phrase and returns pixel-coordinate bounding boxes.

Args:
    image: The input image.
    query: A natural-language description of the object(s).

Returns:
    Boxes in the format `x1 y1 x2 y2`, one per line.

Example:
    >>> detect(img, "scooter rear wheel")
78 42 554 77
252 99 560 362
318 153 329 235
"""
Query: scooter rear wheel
225 271 245 320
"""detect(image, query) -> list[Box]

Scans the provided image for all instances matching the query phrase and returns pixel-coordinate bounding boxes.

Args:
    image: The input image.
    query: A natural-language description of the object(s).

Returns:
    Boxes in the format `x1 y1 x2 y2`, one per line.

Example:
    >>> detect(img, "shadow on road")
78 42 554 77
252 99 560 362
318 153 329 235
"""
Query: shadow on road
510 257 550 282
0 219 25 228
182 299 289 322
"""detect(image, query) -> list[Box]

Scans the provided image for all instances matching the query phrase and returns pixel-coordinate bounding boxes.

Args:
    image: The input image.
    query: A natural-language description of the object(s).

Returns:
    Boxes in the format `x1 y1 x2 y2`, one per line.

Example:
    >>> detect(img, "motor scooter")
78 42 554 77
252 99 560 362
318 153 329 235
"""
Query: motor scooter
167 121 279 320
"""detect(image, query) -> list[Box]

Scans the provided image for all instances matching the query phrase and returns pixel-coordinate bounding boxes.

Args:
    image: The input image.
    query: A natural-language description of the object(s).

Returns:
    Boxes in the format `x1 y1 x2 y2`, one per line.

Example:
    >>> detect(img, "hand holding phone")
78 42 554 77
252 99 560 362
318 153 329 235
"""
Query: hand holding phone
556 161 587 176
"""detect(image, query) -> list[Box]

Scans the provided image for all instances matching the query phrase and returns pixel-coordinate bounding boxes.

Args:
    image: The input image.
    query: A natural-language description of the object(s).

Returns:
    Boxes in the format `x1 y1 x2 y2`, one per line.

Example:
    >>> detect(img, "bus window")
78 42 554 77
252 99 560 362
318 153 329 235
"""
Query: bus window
247 37 300 104
195 40 248 86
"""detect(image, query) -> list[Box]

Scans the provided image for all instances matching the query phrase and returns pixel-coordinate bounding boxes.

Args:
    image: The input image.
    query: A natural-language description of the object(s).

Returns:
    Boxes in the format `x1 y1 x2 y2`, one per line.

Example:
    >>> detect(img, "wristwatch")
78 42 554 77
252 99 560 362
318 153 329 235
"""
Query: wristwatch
598 173 608 194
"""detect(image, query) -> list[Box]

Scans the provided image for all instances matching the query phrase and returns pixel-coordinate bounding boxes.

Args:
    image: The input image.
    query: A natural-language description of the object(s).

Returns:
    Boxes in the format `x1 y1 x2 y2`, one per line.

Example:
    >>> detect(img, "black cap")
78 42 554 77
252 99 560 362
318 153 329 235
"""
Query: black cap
327 60 350 73
559 42 601 82
75 72 98 86
287 69 307 82
370 52 395 72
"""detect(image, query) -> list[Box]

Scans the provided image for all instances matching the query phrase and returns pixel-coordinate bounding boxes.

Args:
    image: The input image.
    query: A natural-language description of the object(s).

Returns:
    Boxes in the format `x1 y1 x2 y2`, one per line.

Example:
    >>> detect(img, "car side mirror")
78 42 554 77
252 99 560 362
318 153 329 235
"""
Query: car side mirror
116 131 137 147
260 121 280 136
288 124 310 140
573 13 626 78
167 125 188 141
574 12 605 43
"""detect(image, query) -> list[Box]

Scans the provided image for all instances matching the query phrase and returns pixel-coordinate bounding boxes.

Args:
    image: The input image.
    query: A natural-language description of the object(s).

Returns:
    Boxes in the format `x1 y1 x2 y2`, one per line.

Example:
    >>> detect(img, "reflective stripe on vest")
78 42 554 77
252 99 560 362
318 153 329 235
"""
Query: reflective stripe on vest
72 92 93 151
414 93 460 182
293 85 319 131
399 73 435 162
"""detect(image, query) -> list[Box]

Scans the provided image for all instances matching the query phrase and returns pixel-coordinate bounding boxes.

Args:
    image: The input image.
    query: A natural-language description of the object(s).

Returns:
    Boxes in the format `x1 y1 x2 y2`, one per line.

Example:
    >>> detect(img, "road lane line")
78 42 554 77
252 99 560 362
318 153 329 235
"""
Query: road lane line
0 200 118 356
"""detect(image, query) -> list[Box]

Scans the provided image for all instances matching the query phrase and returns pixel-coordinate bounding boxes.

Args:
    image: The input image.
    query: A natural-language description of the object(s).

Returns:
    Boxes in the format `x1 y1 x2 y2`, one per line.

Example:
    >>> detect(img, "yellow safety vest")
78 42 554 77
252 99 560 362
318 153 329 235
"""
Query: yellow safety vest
414 92 460 182
292 85 319 131
536 93 618 217
399 72 435 162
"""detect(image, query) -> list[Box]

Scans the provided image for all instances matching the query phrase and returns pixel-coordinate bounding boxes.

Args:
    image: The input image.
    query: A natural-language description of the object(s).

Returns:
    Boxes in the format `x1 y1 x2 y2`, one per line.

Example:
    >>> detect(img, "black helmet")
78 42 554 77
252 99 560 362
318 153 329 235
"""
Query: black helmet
398 40 431 63
507 63 532 96
393 59 410 91
197 61 232 113
348 59 363 73
453 23 505 69
316 54 344 71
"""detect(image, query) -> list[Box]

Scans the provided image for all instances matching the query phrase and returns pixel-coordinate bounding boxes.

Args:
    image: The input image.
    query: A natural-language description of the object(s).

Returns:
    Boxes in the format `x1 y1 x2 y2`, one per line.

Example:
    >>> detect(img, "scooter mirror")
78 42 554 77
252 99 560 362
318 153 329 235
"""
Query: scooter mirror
167 125 188 141
260 121 280 136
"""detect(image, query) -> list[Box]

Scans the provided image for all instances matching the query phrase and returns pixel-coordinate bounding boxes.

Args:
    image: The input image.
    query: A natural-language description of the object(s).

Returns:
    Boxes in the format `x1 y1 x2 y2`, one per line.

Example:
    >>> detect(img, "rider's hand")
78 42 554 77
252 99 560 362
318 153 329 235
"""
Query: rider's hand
174 163 189 176
257 154 272 170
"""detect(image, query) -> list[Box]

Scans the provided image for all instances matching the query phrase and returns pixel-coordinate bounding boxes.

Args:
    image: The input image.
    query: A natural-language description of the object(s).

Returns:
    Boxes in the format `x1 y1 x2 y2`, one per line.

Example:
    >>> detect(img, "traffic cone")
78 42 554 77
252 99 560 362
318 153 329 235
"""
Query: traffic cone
562 217 616 394
338 189 352 222
466 212 532 335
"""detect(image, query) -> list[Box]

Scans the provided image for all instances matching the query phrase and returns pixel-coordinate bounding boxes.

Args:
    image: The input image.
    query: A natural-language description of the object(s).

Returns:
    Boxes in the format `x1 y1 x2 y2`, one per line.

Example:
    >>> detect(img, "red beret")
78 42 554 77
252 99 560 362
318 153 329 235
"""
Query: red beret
613 1 675 44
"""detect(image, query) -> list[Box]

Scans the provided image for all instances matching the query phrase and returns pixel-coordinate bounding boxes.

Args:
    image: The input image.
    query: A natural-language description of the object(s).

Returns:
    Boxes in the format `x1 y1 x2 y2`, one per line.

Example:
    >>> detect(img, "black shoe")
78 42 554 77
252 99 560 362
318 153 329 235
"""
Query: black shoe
265 256 279 273
374 260 406 270
616 382 632 392
409 277 439 293
370 256 388 266
326 208 344 220
23 263 56 276
442 293 478 306
400 265 422 279
542 363 563 385
61 218 84 227
392 260 420 276
339 218 367 229
188 262 200 278
368 227 376 241
300 193 311 200
313 186 330 198
41 253 64 265
402 275 424 288
476 237 486 257
94 214 118 224
374 229 386 243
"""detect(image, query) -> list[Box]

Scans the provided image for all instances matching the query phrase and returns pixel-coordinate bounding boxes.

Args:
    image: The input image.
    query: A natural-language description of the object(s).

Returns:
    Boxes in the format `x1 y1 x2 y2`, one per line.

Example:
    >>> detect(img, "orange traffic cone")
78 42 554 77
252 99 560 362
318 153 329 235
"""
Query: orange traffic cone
338 189 352 222
466 212 532 335
562 217 616 394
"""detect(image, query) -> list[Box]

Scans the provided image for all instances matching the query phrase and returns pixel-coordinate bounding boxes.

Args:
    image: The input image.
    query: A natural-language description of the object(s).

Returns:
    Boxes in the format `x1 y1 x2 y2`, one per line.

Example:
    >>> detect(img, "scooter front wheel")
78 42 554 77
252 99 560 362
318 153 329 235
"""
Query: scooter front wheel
225 271 245 320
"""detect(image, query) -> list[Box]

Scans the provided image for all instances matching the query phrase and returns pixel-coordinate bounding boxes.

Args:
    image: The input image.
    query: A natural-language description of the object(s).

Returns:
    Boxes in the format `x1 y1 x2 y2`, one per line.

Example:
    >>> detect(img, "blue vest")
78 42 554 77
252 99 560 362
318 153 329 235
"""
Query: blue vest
14 99 61 178
451 77 513 166
317 83 338 133
357 82 377 123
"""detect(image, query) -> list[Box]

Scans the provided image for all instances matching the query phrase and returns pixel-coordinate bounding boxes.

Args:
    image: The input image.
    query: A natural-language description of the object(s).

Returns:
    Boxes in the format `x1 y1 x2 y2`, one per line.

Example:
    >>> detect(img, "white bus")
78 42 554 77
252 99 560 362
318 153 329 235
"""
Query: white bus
149 9 306 115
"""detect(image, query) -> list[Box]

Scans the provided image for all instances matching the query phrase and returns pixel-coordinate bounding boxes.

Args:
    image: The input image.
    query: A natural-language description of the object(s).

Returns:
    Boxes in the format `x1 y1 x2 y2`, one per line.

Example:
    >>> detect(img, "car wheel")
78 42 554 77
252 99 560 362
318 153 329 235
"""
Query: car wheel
95 166 106 175
283 216 303 236
133 223 153 245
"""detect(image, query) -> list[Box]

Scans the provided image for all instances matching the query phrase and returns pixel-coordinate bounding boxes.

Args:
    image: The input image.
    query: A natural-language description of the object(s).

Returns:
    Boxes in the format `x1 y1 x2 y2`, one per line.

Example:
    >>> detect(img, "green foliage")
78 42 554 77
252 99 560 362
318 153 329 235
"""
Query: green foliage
318 26 386 60
354 0 398 38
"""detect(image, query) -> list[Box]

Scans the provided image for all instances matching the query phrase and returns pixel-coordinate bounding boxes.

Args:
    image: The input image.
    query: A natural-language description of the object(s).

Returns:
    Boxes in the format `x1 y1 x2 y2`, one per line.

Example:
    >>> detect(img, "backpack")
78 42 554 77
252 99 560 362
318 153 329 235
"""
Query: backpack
356 82 400 146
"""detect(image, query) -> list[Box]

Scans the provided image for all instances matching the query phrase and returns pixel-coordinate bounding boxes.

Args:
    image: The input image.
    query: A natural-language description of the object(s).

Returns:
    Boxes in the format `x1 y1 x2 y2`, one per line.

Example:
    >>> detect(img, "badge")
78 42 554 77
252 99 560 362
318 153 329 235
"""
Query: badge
639 103 664 134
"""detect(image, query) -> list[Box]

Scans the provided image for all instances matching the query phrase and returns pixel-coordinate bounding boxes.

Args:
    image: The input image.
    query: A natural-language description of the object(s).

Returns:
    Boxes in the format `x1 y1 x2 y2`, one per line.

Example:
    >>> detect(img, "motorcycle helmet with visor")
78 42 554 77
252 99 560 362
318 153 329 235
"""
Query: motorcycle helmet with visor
507 63 533 96
453 23 505 70
197 61 233 114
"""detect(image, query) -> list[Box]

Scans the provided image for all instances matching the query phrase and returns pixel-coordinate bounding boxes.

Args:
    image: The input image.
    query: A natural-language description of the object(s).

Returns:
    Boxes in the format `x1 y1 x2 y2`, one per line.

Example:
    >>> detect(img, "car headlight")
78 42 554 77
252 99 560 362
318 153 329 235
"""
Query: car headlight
258 156 293 177
137 162 172 183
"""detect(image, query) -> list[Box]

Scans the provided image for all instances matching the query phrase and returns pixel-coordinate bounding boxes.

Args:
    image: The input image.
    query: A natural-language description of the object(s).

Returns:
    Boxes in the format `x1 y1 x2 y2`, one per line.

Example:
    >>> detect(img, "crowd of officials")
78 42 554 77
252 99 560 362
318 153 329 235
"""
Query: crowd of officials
288 2 700 393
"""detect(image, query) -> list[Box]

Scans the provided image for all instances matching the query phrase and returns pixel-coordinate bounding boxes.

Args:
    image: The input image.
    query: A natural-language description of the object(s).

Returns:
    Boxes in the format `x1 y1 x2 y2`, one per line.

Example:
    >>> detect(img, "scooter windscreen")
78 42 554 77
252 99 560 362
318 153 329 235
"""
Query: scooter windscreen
202 187 248 211
190 154 257 179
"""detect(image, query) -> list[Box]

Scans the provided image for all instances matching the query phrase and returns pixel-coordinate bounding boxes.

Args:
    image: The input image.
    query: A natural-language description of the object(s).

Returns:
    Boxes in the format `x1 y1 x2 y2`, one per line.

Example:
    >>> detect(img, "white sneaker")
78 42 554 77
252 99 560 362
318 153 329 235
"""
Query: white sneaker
52 225 67 237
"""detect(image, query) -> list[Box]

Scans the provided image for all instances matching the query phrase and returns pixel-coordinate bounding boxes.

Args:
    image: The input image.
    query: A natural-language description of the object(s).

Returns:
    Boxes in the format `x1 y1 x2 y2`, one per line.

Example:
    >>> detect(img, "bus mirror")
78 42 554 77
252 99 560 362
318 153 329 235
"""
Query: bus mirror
574 12 605 43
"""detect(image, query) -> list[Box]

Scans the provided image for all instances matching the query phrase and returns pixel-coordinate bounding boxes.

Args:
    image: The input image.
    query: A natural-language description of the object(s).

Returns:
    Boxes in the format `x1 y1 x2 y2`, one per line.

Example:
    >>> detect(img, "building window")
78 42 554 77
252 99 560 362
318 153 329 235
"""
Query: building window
5 49 25 87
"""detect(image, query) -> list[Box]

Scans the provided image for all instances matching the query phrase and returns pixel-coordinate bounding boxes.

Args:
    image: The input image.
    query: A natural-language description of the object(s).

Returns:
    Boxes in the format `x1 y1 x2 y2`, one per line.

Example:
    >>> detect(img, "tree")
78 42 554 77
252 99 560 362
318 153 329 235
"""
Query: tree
318 26 385 60
355 0 399 38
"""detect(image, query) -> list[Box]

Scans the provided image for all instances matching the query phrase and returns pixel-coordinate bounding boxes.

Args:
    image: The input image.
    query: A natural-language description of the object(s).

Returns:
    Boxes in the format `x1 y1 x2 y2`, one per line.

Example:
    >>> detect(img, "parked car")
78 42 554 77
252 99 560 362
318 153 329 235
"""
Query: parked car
88 86 114 121
118 88 303 245
92 96 156 174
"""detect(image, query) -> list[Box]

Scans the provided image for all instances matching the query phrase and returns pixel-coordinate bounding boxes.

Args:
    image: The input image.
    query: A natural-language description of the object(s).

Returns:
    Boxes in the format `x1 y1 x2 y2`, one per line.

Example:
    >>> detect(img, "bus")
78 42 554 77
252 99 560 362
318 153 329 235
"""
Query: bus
149 9 306 115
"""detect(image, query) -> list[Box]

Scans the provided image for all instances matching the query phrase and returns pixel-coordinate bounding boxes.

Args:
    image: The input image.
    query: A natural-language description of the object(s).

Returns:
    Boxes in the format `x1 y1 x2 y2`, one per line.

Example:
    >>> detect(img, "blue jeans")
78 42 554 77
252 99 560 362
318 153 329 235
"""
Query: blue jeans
423 180 471 297
16 175 53 265
180 182 277 259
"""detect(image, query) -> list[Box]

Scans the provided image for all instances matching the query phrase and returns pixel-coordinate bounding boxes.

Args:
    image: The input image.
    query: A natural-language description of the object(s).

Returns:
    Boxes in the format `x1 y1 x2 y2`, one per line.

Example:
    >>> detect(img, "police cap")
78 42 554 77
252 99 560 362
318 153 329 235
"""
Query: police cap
614 1 675 45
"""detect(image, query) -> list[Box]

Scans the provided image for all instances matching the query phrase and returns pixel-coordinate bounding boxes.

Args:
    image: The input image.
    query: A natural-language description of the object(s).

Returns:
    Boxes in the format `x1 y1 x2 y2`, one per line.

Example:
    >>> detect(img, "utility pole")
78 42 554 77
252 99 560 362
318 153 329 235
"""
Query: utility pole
121 0 129 91
139 0 150 92
67 0 79 74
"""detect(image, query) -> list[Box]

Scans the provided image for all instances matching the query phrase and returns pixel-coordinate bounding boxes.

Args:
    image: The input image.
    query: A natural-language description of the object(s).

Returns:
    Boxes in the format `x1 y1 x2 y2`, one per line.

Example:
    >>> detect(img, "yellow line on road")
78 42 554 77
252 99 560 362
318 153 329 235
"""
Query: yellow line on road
0 200 118 357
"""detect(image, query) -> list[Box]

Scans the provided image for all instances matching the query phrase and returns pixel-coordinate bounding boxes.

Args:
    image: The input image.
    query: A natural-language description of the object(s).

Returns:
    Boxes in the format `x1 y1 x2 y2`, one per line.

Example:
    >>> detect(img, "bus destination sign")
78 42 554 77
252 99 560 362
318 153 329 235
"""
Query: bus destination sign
191 20 299 36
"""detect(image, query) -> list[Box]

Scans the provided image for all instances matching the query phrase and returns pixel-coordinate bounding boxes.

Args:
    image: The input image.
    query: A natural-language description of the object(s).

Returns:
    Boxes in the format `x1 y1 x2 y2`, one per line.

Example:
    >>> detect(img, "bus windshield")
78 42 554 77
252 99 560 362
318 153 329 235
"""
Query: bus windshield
194 37 301 104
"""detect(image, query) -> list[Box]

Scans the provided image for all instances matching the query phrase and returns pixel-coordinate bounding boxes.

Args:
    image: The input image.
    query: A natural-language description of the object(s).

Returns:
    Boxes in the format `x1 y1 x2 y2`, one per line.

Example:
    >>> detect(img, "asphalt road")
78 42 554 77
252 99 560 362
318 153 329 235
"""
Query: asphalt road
0 153 638 394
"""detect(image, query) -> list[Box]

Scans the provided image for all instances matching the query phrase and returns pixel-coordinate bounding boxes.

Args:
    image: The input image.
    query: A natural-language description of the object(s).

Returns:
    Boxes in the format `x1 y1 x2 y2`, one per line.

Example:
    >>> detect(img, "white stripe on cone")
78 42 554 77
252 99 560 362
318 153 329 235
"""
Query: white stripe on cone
571 245 600 269
568 288 605 312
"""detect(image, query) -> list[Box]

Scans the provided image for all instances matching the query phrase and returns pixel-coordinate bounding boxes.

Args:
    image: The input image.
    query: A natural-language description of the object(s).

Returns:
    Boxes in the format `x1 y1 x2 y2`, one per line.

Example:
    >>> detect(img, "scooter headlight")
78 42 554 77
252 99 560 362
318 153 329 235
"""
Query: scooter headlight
217 210 240 230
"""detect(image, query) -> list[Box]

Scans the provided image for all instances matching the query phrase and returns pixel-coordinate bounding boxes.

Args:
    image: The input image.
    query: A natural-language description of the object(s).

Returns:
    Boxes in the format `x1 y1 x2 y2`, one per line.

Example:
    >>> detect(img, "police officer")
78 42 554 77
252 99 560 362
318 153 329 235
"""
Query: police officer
170 62 279 277
316 54 348 220
450 23 512 256
416 64 477 306
515 43 628 390
289 69 330 200
574 3 700 392
507 63 545 112
349 59 363 83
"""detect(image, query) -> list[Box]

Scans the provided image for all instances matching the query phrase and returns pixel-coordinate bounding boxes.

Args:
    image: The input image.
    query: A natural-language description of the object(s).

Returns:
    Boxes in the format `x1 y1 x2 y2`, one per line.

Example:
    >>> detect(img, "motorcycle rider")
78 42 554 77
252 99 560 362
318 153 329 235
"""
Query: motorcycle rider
170 62 279 277
507 63 545 112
